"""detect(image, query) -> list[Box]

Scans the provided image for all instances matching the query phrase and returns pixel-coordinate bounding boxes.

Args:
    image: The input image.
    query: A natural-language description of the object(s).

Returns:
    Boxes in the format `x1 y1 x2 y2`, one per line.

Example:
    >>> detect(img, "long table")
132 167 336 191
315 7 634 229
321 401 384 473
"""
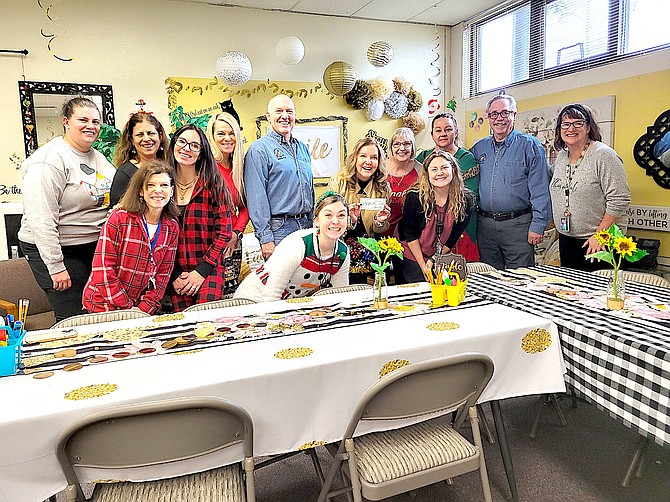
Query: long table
0 284 566 502
467 265 670 448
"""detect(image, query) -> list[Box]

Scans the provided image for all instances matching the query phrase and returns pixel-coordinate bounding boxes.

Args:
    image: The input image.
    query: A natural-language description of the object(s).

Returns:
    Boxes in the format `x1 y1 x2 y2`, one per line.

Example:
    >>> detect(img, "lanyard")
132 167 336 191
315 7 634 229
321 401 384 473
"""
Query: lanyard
563 140 590 216
142 216 162 256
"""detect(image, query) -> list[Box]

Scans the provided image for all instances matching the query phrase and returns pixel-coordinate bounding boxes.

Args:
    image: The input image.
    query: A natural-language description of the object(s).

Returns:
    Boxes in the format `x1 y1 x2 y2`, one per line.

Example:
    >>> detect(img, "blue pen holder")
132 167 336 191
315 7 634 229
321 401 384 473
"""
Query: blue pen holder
0 326 26 377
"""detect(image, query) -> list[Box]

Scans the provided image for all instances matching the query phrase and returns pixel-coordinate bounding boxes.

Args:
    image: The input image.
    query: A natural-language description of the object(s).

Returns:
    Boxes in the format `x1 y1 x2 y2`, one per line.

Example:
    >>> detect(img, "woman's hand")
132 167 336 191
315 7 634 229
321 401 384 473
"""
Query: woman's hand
174 270 205 296
583 235 605 261
375 204 391 224
51 270 71 291
349 203 361 227
224 232 239 258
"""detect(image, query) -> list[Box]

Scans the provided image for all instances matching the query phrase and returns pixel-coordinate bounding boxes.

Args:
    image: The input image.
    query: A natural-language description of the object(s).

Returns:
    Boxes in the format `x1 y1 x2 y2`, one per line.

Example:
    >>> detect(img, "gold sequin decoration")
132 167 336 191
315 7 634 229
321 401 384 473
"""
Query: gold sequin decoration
521 328 552 354
102 328 150 342
274 347 314 359
153 313 185 322
22 354 54 368
194 322 215 338
537 276 569 284
427 322 460 331
393 305 415 312
298 441 327 450
170 349 204 356
286 297 313 303
398 283 419 288
39 333 97 348
379 359 411 378
64 384 118 401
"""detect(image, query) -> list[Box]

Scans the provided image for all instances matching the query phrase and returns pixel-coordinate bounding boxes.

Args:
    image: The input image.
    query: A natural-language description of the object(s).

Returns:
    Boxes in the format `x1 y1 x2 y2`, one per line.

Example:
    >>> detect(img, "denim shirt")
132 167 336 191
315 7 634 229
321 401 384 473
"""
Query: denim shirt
471 130 552 235
244 129 314 244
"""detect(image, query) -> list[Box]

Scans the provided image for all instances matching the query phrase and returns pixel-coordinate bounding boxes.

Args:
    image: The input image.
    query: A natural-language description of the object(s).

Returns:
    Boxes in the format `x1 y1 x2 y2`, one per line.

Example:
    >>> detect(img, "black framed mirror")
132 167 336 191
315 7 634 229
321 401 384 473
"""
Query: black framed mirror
18 80 115 157
633 109 670 189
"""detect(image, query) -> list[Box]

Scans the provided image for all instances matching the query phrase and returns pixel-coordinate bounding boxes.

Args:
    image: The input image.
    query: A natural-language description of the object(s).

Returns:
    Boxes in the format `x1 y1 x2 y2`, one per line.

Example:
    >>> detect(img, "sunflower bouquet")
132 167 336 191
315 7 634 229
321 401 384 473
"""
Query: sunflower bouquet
585 224 647 307
358 237 404 307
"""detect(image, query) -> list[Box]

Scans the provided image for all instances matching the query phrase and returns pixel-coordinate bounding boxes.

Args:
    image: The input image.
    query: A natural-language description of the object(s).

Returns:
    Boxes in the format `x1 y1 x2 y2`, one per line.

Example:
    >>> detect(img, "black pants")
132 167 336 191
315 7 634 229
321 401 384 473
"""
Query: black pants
397 257 426 284
558 233 609 272
19 240 97 322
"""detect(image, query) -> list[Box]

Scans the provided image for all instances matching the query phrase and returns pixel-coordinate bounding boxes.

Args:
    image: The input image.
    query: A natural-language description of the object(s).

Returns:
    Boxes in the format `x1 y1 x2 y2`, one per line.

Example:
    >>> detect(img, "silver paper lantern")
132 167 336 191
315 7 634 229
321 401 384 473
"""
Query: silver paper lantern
367 41 394 68
275 36 304 65
323 61 356 96
216 51 253 86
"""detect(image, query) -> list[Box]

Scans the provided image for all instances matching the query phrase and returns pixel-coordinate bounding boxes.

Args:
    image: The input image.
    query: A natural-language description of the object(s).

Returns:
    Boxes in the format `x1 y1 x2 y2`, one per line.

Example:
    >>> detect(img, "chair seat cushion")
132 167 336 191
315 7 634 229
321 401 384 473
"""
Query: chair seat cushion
92 464 244 502
354 416 477 484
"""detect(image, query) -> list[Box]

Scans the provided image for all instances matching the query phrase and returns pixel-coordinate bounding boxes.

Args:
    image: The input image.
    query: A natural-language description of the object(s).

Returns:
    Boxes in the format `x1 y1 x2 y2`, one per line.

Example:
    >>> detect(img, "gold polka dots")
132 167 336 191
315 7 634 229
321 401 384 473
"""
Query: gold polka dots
393 305 415 312
102 328 150 342
64 384 118 401
287 297 313 304
427 322 460 331
521 328 552 354
274 347 314 359
379 359 411 378
153 313 185 322
298 441 327 450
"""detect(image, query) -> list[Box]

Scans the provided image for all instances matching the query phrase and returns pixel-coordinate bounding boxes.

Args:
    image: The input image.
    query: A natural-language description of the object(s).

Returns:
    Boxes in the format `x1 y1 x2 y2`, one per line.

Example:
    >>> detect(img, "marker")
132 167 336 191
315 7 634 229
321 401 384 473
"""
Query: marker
12 320 23 341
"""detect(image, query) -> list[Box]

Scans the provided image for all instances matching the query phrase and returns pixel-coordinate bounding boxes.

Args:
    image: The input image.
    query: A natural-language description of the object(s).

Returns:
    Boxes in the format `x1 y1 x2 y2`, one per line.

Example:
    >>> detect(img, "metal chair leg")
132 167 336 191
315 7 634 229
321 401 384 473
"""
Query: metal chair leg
491 401 519 502
306 447 326 486
477 403 495 444
549 394 567 426
622 436 649 487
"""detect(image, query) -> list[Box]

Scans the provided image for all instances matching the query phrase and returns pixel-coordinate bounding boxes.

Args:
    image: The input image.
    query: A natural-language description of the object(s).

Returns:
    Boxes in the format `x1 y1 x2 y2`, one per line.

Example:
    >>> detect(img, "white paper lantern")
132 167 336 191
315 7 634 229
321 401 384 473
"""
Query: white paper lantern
216 51 253 86
323 61 356 96
367 41 394 68
366 100 384 121
275 36 304 65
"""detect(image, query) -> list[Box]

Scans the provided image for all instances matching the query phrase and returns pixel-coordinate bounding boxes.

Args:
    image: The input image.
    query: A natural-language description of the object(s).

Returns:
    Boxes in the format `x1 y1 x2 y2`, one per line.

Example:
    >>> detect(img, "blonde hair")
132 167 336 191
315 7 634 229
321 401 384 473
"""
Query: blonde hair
332 137 390 197
205 112 245 202
388 127 416 158
414 151 467 220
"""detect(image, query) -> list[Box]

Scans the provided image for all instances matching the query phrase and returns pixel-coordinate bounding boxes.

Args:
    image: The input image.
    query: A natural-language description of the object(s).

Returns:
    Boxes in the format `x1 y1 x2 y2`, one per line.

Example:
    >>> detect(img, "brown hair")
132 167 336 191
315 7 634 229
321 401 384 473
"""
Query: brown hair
553 103 602 150
119 160 178 219
113 113 169 167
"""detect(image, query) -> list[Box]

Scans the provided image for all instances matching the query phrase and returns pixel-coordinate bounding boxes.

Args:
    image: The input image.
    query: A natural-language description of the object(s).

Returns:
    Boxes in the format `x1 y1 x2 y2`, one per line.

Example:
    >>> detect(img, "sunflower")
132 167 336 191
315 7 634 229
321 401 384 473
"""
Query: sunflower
378 237 403 255
594 230 612 246
613 236 637 257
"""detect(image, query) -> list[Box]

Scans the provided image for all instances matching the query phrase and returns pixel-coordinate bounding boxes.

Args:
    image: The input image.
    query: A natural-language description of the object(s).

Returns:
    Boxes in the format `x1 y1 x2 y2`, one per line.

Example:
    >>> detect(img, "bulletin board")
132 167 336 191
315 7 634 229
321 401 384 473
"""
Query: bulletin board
165 77 403 184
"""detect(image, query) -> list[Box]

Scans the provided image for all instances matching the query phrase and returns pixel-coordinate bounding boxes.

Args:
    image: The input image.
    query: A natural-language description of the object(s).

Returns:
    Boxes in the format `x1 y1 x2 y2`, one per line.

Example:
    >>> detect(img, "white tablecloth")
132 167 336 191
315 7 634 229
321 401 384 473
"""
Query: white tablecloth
0 285 566 502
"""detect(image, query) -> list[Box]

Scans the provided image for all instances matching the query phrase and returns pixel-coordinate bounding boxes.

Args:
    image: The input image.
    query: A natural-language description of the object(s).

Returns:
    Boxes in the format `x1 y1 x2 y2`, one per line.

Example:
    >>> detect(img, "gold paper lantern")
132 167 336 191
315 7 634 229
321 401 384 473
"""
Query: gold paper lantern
323 61 356 96
216 51 253 86
367 41 394 68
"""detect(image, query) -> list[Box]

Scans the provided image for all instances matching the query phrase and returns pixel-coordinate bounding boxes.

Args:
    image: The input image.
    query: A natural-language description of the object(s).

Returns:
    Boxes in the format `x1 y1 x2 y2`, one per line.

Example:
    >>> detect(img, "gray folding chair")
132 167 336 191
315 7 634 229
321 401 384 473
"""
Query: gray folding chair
56 396 255 502
52 310 150 329
318 353 494 502
313 285 372 296
466 262 497 274
592 269 670 288
184 298 257 311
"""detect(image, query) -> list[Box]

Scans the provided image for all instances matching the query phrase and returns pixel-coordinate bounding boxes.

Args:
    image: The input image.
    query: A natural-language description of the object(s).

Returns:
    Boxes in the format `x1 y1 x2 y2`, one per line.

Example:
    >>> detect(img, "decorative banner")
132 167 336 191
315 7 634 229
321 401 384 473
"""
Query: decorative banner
626 205 670 232
292 125 340 178
37 0 73 62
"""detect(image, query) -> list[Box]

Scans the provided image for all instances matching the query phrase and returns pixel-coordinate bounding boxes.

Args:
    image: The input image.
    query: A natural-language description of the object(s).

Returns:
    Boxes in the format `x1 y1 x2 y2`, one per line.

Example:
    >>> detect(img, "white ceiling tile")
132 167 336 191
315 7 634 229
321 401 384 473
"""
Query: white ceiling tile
409 0 504 26
292 0 372 17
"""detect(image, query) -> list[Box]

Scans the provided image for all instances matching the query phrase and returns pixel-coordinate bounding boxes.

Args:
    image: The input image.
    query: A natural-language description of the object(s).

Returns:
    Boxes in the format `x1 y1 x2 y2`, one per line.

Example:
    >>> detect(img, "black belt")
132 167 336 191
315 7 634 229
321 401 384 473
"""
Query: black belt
272 212 309 220
479 207 531 221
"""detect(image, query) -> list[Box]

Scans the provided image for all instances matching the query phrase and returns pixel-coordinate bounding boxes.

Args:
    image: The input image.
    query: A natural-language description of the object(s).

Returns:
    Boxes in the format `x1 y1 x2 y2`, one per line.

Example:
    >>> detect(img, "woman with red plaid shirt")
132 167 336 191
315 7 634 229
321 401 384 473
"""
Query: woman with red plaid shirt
167 124 234 311
83 161 179 314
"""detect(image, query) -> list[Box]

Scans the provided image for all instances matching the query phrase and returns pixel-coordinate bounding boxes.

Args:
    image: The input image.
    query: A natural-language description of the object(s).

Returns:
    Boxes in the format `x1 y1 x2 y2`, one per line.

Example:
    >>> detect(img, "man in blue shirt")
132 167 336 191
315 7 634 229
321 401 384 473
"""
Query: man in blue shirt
245 94 314 259
471 94 551 269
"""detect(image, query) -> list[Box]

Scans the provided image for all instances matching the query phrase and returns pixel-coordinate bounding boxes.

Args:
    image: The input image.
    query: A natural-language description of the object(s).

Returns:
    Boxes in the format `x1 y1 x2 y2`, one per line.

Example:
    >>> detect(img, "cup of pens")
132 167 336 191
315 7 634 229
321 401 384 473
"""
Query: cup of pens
425 265 467 307
0 325 26 377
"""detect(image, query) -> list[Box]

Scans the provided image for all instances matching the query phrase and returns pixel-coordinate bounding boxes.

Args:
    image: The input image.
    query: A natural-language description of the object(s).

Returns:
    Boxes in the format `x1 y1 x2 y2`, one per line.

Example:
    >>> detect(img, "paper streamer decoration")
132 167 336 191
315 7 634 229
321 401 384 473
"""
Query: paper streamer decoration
275 36 305 65
216 51 253 86
323 61 356 96
428 25 442 109
38 0 73 62
367 41 394 67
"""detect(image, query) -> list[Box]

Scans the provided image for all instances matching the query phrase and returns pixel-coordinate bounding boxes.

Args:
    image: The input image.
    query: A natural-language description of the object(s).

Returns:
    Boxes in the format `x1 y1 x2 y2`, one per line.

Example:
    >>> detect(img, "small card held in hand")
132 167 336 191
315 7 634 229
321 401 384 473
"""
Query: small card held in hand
359 198 386 211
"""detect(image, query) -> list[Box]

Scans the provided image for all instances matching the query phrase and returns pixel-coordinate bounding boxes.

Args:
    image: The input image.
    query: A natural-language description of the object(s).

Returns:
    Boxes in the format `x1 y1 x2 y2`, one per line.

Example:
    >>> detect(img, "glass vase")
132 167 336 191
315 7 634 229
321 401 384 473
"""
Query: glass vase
607 270 625 310
373 271 388 309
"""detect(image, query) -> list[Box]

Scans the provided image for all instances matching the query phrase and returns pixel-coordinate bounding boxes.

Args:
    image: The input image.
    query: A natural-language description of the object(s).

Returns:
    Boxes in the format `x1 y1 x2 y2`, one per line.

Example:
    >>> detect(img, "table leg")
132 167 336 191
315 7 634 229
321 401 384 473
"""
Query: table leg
621 436 649 487
491 400 519 502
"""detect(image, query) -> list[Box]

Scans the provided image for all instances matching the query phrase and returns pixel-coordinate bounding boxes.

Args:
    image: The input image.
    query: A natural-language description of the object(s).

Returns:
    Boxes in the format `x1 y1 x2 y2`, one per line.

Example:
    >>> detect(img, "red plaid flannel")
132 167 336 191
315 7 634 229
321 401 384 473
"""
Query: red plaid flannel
83 209 179 314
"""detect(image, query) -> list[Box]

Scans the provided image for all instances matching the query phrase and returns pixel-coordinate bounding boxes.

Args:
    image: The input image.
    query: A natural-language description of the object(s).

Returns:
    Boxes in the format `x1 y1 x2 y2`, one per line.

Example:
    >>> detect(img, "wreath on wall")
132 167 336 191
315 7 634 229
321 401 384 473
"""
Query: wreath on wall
343 76 425 135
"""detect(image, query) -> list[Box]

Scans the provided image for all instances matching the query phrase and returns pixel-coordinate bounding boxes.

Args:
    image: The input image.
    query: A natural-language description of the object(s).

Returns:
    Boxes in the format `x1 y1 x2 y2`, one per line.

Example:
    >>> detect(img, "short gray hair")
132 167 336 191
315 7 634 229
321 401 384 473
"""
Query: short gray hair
486 94 517 113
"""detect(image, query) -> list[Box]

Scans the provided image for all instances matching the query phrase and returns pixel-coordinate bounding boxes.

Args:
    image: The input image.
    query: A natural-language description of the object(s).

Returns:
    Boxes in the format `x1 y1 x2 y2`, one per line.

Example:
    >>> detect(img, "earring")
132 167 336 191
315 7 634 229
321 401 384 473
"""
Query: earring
131 146 137 155
139 196 145 204
316 227 321 234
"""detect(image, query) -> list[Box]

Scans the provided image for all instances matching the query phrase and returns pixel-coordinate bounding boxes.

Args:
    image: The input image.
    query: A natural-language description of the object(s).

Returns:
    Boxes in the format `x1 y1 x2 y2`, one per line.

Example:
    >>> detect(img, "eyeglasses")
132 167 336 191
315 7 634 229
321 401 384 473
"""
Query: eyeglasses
560 120 586 130
392 142 412 150
175 137 202 152
487 110 514 119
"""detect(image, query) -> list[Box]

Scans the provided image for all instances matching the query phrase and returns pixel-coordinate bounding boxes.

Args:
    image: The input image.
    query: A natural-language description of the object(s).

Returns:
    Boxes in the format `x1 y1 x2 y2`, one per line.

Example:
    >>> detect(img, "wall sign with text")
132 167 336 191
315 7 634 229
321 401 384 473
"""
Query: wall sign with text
626 205 669 232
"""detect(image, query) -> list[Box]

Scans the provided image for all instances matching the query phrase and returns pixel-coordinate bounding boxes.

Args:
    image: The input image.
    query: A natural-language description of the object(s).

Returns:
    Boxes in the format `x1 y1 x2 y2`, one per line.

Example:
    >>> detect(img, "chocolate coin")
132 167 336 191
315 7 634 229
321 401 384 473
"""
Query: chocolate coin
112 351 131 359
161 339 178 349
55 348 77 358
32 371 54 379
88 356 108 364
139 347 156 354
63 363 83 372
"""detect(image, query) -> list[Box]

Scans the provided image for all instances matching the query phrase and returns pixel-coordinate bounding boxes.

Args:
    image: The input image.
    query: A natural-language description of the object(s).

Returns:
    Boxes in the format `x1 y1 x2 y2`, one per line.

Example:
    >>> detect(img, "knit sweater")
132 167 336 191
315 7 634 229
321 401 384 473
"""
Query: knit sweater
235 228 350 302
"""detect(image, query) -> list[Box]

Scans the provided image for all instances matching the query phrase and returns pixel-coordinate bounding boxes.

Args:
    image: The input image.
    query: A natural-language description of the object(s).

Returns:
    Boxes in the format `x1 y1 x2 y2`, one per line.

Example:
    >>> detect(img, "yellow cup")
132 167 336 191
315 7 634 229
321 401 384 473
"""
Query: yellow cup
430 284 448 307
444 279 467 307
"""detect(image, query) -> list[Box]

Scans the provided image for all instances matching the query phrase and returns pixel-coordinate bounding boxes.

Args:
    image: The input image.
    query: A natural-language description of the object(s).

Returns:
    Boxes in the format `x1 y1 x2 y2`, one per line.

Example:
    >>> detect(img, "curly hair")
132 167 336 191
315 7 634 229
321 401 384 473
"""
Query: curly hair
113 113 169 167
332 137 390 196
205 112 245 203
414 151 467 220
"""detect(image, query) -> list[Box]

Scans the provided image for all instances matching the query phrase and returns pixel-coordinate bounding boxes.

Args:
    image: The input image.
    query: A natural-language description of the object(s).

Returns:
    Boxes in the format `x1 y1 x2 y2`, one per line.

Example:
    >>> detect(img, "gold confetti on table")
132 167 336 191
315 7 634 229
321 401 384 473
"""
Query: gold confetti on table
379 359 411 378
537 276 569 284
194 322 215 338
274 347 314 359
39 333 97 348
170 349 204 356
521 328 552 354
398 283 420 288
102 328 150 342
298 441 327 450
22 354 54 368
153 313 185 322
393 305 415 312
286 297 313 303
64 383 118 401
427 322 460 331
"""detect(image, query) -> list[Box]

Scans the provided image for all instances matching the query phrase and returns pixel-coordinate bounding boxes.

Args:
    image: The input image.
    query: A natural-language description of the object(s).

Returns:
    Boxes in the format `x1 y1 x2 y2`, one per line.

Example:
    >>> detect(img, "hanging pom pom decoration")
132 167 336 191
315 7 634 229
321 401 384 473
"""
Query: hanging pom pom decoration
367 41 393 68
366 100 384 121
216 51 253 86
428 25 442 114
392 76 412 95
323 61 357 96
369 77 394 101
275 36 305 65
407 89 423 112
384 92 408 119
345 80 373 109
402 112 426 135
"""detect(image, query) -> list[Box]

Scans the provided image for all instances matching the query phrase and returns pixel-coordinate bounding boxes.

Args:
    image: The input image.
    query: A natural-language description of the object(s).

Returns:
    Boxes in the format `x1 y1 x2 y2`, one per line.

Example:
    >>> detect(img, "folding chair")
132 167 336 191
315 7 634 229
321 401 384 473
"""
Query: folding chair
184 298 257 311
56 396 255 502
592 269 670 288
52 310 150 328
318 353 494 502
466 262 497 274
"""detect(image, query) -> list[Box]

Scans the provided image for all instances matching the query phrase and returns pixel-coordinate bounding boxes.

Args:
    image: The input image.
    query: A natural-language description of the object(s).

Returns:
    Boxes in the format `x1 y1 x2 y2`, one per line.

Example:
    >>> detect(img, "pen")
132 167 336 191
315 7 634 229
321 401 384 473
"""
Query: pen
12 320 23 341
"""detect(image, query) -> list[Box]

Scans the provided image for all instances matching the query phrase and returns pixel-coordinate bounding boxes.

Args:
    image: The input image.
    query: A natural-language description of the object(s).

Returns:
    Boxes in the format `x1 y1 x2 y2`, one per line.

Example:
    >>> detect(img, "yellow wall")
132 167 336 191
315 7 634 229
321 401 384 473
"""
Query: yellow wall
463 69 670 257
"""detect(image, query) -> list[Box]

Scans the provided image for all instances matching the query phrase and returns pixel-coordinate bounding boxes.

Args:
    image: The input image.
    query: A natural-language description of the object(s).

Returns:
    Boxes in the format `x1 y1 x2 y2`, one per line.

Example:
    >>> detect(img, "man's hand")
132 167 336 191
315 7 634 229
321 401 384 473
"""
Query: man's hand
528 231 544 246
51 270 71 291
261 241 275 260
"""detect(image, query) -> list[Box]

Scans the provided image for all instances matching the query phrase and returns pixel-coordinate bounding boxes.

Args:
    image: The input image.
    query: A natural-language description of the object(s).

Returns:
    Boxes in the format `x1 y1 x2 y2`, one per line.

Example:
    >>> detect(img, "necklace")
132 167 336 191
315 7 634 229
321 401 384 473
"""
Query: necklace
561 140 590 232
175 176 198 202
315 233 337 290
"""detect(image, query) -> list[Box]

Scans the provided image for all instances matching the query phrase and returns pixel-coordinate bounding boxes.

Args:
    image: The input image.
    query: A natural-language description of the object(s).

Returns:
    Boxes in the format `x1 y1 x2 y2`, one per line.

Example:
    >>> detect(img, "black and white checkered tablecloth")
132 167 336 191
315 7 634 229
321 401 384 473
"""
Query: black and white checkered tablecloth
467 265 670 447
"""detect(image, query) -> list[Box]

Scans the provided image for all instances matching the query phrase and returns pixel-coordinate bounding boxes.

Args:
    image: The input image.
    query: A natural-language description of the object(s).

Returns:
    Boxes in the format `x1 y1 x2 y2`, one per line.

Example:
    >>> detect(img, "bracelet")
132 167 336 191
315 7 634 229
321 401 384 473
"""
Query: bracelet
233 230 243 239
373 216 383 228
